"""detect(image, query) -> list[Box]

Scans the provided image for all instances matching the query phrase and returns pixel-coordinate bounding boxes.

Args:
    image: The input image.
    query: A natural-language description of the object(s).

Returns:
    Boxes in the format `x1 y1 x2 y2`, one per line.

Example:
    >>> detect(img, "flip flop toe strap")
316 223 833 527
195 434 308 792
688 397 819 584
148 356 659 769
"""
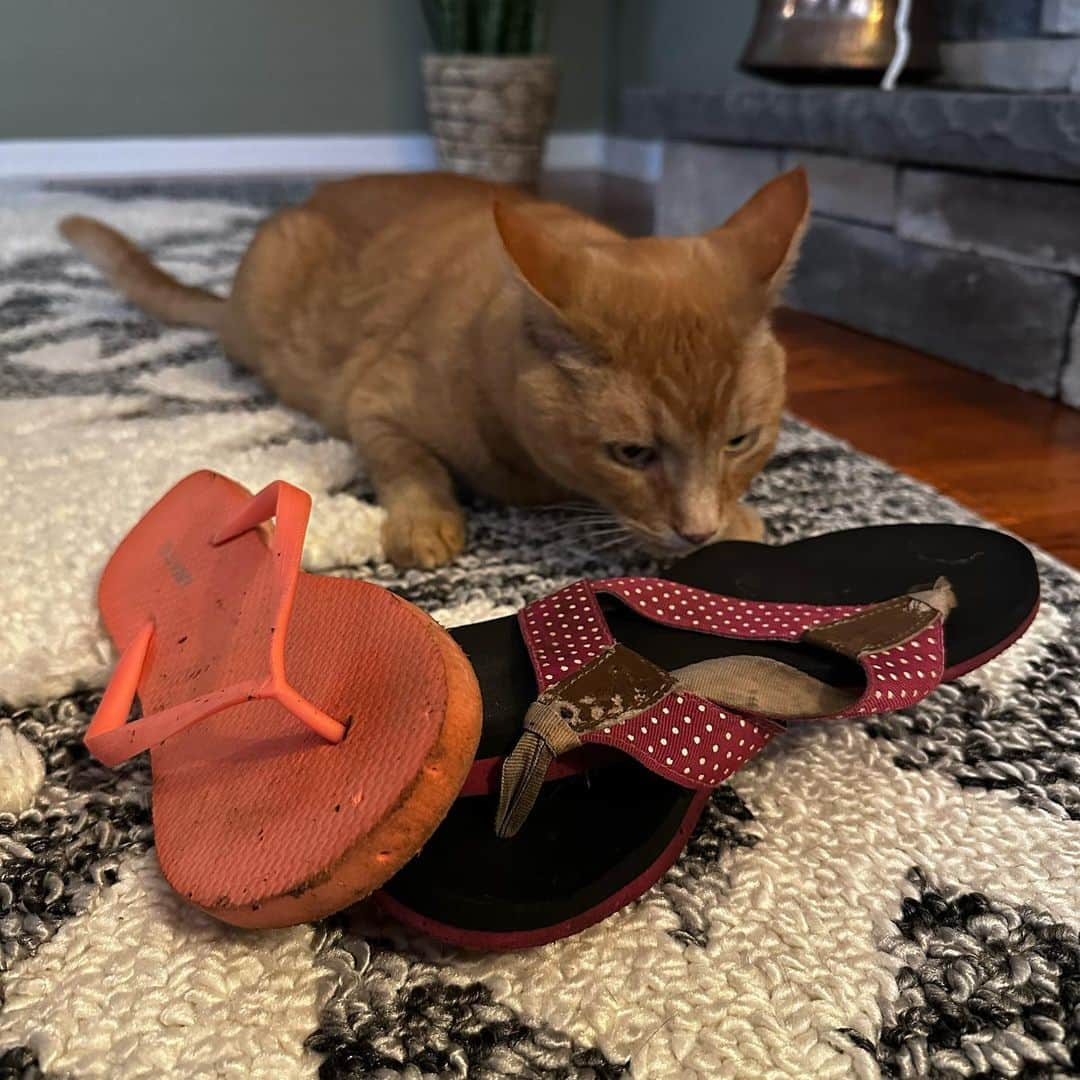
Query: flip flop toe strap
86 480 347 767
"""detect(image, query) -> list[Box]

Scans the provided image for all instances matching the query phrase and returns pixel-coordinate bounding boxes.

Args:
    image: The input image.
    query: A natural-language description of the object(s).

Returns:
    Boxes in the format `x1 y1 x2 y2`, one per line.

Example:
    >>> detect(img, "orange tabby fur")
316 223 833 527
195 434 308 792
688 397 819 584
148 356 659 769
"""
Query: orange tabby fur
60 169 808 568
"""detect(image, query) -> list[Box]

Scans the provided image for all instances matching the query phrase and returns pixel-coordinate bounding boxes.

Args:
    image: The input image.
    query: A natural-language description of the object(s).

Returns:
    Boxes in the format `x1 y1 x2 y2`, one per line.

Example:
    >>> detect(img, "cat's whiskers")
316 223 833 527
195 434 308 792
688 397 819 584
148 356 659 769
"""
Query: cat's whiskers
586 524 631 539
538 499 613 518
527 505 619 542
592 532 636 554
529 516 611 541
560 515 617 527
586 519 635 549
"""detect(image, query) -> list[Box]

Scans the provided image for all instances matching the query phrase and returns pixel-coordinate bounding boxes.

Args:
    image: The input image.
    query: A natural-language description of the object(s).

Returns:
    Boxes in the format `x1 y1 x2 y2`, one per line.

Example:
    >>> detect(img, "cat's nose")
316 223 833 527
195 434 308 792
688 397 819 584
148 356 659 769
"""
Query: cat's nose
676 529 713 548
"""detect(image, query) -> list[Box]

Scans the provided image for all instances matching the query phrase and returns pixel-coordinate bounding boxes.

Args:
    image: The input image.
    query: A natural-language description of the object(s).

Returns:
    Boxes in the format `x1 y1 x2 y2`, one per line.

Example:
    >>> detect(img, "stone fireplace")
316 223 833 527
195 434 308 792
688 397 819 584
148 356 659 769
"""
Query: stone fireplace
624 0 1080 405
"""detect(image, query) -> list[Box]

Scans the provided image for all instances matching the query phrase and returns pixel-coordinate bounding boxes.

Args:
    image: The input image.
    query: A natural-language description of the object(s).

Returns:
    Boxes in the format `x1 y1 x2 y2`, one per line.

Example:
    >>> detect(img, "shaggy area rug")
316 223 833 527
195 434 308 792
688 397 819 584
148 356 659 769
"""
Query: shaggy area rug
0 183 1077 1080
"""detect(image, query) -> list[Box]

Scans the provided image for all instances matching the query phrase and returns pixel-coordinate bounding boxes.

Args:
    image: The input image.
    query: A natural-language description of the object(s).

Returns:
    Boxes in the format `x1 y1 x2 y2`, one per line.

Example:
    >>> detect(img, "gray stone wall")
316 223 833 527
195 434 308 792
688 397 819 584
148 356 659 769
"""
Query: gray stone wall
1044 0 1080 33
624 87 1080 182
656 144 783 235
656 141 1080 405
939 38 1080 91
937 0 1044 40
897 170 1080 275
786 221 1074 398
938 0 1080 91
782 152 897 229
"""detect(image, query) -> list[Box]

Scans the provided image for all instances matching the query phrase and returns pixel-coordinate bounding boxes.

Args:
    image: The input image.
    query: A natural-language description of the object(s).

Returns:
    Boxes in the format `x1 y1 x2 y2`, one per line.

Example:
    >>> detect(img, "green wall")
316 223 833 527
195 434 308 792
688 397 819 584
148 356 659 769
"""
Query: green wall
0 0 613 139
0 0 753 141
611 0 758 127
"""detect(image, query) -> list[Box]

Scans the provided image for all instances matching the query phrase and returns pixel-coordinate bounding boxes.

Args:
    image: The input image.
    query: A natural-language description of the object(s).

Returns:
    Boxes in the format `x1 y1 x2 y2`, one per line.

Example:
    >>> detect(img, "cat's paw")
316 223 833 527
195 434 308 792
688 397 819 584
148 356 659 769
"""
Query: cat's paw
382 506 466 569
725 503 766 542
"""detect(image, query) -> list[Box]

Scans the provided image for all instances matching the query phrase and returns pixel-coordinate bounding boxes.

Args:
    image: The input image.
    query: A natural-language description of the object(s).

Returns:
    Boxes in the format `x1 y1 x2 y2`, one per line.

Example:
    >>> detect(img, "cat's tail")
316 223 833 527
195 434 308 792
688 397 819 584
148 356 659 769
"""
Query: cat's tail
59 215 226 330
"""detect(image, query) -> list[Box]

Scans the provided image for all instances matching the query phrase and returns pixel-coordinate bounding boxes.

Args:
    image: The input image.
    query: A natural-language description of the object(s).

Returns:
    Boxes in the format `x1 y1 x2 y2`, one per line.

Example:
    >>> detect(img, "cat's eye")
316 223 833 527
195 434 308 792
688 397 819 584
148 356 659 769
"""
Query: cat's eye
725 428 759 454
607 443 659 470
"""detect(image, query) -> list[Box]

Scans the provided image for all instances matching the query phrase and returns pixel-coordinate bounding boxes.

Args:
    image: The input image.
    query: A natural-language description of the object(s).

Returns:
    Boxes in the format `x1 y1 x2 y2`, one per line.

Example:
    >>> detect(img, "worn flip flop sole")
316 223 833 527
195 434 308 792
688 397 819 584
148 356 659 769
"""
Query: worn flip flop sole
378 524 1039 949
97 471 482 927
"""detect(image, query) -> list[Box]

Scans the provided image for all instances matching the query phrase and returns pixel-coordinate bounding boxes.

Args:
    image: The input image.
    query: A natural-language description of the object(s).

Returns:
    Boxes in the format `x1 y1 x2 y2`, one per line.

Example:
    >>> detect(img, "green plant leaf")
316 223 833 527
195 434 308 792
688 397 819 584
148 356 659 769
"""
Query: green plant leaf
423 0 549 55
466 0 482 52
444 0 468 52
481 0 507 54
504 0 529 53
421 0 446 50
530 0 549 53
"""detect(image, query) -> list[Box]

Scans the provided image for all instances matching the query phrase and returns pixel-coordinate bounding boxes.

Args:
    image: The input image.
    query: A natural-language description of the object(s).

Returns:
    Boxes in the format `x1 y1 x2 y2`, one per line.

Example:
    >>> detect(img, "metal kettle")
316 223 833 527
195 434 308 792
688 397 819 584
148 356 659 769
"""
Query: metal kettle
741 0 940 82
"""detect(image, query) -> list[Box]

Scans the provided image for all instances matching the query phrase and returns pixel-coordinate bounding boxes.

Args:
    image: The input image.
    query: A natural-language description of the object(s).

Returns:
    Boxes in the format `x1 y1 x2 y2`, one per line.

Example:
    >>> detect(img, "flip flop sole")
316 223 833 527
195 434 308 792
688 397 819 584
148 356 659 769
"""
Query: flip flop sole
211 591 482 927
175 586 482 928
378 524 1039 948
97 471 482 927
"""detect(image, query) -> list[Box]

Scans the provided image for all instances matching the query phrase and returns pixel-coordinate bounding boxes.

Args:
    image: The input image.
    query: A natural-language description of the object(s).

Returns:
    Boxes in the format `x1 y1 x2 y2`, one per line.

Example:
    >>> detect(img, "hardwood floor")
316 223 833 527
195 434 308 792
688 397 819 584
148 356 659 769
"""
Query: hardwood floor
777 308 1080 568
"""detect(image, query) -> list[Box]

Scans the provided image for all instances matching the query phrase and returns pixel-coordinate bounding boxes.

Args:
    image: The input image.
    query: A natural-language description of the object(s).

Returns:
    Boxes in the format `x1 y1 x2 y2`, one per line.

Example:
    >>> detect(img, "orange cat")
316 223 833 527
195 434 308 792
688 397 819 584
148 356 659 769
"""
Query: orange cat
60 169 808 568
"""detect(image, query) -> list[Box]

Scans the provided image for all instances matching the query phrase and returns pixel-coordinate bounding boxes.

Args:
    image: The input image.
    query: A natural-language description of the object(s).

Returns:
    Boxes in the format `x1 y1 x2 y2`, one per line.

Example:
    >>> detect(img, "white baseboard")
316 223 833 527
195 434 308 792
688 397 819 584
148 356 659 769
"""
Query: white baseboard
542 132 608 171
0 134 438 180
0 132 661 183
603 136 664 182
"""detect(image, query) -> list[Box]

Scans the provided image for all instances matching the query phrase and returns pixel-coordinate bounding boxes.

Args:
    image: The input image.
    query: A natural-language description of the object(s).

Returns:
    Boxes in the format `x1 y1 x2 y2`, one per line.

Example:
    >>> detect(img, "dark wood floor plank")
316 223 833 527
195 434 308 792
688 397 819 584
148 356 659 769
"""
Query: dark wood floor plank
779 309 1080 567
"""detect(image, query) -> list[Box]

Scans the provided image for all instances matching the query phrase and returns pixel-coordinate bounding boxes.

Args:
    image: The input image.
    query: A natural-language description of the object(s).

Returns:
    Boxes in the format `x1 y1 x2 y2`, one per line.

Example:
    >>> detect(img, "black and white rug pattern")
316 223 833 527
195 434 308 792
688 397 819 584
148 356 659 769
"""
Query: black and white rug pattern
0 184 1077 1080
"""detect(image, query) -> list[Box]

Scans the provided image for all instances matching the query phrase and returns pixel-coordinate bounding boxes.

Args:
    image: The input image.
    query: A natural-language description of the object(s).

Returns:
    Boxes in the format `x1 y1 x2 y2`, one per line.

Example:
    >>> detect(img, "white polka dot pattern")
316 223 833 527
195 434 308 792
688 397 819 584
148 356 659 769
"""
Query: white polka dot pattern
848 626 947 716
518 581 615 686
516 577 949 789
585 689 779 789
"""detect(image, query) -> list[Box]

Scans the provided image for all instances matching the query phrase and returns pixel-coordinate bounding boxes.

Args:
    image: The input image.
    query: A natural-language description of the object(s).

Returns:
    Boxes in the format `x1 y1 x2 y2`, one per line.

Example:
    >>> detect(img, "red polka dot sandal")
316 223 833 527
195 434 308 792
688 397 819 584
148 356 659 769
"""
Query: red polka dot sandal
377 525 1038 949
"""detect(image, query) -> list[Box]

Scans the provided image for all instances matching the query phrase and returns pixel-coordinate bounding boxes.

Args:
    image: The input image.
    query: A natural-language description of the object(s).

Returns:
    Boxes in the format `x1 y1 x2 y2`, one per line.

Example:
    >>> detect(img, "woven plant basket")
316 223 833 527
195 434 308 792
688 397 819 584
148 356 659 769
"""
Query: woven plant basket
423 54 558 186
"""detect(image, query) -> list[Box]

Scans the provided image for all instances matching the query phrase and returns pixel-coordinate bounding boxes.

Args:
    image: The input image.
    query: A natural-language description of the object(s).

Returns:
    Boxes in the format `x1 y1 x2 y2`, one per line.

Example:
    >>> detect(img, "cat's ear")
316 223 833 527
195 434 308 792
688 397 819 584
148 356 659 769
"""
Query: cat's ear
493 200 577 311
522 301 599 370
494 200 603 369
710 167 810 297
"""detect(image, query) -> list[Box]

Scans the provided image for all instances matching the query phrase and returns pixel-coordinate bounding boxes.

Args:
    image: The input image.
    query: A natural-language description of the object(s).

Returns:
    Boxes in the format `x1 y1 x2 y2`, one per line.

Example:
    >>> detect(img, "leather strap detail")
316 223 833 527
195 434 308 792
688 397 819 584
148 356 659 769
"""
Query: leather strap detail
802 577 955 659
547 643 676 734
495 644 674 838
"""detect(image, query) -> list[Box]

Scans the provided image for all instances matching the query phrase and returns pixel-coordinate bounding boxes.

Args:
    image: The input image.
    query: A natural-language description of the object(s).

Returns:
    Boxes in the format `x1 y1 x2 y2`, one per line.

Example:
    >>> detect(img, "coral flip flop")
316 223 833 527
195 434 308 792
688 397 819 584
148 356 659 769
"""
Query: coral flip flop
85 470 481 927
377 524 1039 949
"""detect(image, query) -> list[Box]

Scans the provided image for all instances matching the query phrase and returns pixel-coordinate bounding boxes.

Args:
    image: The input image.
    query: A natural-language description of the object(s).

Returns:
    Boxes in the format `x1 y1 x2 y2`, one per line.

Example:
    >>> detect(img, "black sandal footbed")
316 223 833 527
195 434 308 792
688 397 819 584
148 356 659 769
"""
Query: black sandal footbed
379 525 1039 944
